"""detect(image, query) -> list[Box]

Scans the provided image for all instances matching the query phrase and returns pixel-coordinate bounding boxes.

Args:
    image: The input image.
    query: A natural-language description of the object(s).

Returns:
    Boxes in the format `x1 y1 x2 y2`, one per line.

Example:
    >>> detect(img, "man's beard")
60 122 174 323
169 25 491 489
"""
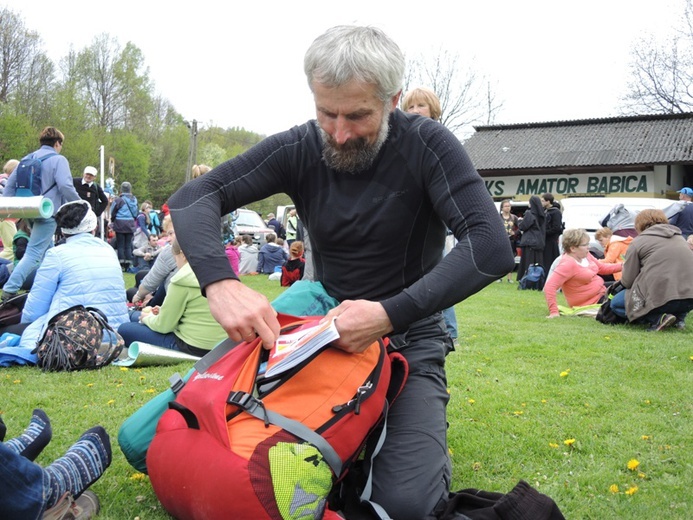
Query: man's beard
320 110 390 173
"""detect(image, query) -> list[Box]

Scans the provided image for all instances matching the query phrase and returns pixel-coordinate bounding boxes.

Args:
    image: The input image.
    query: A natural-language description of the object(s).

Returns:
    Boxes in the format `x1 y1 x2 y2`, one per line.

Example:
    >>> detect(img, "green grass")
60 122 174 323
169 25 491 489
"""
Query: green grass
1 277 691 519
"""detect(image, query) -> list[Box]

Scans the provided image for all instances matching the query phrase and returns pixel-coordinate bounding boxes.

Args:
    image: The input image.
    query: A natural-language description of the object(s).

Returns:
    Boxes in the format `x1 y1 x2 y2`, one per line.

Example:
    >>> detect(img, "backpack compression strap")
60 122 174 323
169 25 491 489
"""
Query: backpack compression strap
227 390 343 477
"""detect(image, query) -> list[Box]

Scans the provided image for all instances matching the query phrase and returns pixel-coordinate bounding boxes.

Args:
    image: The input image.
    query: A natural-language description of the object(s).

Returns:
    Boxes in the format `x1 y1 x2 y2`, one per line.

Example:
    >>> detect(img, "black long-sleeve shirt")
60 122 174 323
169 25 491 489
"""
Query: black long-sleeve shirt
169 110 514 333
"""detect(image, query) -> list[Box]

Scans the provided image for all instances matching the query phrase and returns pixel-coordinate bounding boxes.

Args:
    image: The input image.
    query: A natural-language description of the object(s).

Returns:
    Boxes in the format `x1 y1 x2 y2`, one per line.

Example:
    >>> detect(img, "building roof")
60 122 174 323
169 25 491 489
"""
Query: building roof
463 112 693 172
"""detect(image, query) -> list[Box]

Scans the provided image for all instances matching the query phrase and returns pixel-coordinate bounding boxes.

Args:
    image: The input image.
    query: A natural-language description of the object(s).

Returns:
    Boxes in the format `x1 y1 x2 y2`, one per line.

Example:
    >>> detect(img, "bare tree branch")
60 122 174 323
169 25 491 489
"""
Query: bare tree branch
622 0 693 114
403 47 503 139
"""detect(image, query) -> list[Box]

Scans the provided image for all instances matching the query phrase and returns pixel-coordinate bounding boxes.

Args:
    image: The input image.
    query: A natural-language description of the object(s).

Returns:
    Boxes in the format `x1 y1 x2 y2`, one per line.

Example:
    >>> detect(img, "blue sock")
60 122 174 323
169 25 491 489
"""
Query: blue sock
4 408 52 461
43 426 112 508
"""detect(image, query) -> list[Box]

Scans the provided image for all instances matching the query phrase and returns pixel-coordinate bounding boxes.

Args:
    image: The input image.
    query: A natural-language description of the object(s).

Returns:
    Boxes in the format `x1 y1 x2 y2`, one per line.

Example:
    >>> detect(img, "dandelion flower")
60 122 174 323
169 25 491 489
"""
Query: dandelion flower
609 484 619 494
130 472 146 481
563 438 576 447
641 435 651 441
120 367 129 372
513 410 523 416
638 472 646 479
549 443 559 449
12 379 21 384
625 486 638 495
86 383 94 388
560 371 569 378
107 399 116 406
468 399 475 404
472 462 482 471
627 459 640 471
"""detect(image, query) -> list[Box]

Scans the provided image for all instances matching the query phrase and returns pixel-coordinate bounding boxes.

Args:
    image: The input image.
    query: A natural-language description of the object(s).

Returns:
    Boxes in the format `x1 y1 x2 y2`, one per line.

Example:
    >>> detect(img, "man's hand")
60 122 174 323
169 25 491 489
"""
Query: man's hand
324 300 393 353
205 279 280 347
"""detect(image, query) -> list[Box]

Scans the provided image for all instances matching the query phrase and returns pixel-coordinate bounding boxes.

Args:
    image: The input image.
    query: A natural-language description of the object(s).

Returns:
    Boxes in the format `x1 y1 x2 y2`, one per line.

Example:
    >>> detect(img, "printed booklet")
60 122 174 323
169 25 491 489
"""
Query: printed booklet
264 317 340 378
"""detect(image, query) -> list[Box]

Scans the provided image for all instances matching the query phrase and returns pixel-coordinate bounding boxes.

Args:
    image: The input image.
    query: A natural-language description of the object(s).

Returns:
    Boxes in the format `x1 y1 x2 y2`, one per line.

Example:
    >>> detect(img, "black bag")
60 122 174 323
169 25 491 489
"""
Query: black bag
596 281 627 325
0 293 28 326
32 305 124 371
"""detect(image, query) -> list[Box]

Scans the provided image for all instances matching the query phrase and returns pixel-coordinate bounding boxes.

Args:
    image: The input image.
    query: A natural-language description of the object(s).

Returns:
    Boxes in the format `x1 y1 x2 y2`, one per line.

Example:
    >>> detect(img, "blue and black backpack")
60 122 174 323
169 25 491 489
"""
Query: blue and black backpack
14 153 57 197
518 263 545 290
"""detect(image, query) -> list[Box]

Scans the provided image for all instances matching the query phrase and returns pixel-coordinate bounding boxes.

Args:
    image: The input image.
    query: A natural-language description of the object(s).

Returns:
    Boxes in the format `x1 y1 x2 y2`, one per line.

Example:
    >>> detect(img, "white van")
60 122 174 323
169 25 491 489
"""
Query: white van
560 196 675 253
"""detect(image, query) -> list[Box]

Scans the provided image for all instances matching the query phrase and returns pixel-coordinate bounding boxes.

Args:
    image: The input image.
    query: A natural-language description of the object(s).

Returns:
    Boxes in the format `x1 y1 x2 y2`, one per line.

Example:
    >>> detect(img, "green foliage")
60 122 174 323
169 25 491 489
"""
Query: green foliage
147 125 189 206
0 107 35 161
109 131 151 201
1 279 690 519
198 142 227 168
0 11 268 210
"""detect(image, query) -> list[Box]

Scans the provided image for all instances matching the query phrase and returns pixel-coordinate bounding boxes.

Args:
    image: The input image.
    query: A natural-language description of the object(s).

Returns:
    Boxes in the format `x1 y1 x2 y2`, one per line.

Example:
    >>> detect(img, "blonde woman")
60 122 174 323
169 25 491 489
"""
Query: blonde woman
191 164 211 179
544 228 622 318
402 87 442 121
118 238 226 356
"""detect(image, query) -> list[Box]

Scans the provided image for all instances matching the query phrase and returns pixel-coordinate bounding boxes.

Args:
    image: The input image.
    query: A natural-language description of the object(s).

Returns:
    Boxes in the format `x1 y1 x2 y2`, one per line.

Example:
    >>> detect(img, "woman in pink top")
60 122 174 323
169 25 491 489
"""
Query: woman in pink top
544 229 623 318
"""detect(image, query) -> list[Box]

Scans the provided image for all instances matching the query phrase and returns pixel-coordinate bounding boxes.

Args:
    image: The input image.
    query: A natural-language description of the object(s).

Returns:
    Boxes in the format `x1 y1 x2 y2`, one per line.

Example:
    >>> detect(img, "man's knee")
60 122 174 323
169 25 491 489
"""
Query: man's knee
372 475 448 520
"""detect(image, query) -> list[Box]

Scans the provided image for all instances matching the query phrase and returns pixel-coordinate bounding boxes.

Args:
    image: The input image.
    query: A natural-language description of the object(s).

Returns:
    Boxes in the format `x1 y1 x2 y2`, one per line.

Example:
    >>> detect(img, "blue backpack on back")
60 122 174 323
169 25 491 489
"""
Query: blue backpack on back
14 153 57 197
518 263 545 290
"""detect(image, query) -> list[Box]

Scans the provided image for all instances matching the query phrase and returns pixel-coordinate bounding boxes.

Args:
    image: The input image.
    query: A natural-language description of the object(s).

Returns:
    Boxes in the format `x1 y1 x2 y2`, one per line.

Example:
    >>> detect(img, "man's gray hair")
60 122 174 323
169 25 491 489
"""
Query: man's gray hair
304 25 405 102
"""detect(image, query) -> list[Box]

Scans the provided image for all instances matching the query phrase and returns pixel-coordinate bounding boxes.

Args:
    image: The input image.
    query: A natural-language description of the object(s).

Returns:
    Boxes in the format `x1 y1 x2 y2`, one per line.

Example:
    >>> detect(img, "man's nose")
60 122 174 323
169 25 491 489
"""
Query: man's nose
332 117 352 145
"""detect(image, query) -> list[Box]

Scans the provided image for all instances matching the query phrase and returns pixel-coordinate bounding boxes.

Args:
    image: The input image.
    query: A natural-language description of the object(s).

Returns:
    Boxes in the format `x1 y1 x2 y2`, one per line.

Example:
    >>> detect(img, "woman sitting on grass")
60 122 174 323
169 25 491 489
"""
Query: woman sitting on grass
608 209 693 331
544 228 622 318
4 201 128 347
117 238 227 356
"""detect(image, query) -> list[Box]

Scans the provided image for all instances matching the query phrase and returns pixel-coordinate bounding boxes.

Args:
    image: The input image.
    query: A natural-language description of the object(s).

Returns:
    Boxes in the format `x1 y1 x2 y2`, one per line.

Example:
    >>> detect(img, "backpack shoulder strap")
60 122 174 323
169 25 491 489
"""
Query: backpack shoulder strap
38 153 59 195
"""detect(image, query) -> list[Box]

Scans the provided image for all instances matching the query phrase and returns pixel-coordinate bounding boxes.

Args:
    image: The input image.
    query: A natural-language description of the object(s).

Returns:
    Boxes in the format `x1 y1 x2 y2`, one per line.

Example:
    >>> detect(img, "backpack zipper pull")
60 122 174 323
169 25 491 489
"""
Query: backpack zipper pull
354 382 372 415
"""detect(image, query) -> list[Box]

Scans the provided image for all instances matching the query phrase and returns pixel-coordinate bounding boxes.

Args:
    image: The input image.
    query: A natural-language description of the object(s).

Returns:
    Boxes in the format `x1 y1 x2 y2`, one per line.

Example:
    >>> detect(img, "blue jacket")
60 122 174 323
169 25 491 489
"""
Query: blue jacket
669 202 693 238
19 233 129 348
3 145 80 216
111 193 138 221
257 243 288 274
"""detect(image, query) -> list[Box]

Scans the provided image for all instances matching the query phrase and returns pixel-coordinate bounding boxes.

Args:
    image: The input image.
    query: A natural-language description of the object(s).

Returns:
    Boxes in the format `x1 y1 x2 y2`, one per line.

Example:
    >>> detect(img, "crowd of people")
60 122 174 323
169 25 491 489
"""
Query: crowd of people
1 23 692 519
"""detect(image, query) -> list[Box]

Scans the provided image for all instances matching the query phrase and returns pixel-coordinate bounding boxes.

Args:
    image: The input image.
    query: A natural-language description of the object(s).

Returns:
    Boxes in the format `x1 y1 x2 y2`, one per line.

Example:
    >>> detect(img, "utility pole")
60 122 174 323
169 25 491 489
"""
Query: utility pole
185 119 198 183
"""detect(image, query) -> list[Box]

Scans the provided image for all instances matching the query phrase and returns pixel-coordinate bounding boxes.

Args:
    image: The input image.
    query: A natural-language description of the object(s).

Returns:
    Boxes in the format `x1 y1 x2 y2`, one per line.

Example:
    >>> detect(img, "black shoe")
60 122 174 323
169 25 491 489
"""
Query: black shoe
647 313 676 332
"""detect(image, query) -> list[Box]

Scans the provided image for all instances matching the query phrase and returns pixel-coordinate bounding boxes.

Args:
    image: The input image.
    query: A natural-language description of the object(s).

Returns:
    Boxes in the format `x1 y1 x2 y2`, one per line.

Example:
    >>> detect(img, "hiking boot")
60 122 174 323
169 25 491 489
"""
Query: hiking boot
73 490 100 519
647 313 676 332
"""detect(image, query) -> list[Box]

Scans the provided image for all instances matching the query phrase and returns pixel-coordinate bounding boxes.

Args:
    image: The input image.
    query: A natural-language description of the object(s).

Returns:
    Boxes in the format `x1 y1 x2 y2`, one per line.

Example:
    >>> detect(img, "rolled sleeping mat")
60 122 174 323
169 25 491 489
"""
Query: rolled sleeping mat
113 341 201 367
0 196 54 219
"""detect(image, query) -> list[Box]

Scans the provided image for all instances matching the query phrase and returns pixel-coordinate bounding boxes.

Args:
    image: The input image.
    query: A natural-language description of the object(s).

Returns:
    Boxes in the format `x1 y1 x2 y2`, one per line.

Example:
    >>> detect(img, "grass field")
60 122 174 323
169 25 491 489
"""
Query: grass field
1 275 691 519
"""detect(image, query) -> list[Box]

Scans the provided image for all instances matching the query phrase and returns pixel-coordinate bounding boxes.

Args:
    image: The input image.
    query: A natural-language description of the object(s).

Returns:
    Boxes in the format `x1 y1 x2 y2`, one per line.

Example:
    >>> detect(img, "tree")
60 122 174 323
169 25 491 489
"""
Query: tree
73 35 155 134
0 7 39 102
403 48 503 139
622 0 693 114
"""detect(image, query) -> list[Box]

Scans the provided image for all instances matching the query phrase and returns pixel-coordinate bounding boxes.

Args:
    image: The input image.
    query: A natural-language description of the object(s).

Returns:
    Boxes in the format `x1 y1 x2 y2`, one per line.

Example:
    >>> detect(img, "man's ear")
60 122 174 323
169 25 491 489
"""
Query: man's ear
390 90 402 111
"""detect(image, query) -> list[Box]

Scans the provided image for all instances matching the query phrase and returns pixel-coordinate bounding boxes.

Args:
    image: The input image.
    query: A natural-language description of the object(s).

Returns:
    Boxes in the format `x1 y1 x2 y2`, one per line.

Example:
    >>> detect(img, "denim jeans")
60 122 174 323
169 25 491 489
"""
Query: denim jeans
611 291 693 323
442 306 458 340
3 218 56 294
0 442 46 519
117 312 180 350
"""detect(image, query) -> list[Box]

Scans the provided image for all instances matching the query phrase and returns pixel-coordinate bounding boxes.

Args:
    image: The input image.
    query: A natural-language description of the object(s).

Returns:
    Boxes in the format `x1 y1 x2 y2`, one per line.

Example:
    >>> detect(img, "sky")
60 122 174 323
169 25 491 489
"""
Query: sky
3 0 687 137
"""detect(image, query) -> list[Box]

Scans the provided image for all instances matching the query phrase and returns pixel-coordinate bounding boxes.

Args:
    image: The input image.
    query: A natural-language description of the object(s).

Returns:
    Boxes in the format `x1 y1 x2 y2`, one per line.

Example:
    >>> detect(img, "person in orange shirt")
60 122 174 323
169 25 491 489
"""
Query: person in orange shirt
595 227 632 281
544 228 622 318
